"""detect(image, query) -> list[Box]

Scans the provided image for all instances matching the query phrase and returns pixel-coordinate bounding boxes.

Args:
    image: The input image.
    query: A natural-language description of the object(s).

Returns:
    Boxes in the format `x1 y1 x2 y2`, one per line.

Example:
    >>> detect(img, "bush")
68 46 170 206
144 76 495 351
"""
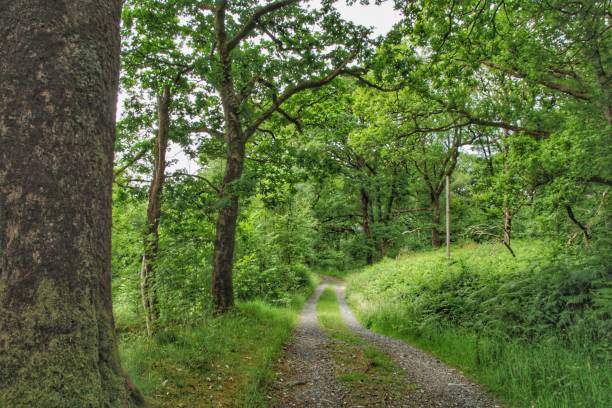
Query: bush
234 254 310 303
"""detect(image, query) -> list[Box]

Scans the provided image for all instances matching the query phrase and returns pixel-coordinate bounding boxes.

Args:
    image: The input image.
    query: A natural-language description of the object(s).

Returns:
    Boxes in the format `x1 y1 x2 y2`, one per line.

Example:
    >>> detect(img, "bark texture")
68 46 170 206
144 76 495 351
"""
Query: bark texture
431 195 442 249
141 86 170 336
360 188 374 265
212 134 245 312
0 1 143 406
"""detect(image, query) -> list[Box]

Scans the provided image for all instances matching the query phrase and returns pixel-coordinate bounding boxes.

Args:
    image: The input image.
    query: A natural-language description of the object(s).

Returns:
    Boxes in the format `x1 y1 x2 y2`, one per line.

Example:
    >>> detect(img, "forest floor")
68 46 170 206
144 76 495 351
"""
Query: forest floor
270 278 499 407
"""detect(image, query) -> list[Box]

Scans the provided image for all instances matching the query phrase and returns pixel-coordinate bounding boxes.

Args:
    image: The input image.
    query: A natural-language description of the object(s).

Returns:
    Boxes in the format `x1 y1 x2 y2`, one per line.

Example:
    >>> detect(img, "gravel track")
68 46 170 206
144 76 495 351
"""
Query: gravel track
333 282 500 408
271 281 501 408
271 283 349 407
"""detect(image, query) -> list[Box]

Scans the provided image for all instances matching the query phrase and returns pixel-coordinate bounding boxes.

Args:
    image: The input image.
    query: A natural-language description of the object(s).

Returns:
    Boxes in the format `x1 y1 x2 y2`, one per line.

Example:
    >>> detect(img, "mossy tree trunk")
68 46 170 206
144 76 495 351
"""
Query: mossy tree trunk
0 1 143 406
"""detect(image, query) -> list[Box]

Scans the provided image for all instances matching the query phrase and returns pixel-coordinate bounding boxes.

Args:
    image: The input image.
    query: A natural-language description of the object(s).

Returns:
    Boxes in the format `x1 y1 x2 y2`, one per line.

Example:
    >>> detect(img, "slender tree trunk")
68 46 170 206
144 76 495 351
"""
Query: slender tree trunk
384 176 398 222
431 194 442 248
375 184 383 223
141 86 171 336
360 188 374 265
445 175 451 258
0 1 143 406
565 204 590 244
501 131 515 257
503 206 513 246
212 132 245 312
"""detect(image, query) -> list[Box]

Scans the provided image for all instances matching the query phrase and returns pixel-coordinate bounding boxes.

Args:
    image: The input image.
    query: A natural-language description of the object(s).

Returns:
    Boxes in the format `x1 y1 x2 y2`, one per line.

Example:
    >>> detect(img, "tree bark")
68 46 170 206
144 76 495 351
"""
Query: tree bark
503 206 513 246
501 132 516 257
431 194 442 248
141 86 171 336
361 188 374 265
0 1 143 406
445 175 451 258
212 132 245 313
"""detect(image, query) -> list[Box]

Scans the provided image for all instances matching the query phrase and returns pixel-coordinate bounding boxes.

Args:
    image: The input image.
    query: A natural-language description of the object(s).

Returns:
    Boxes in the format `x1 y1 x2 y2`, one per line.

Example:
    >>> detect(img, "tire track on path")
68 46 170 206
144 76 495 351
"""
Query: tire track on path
332 282 501 408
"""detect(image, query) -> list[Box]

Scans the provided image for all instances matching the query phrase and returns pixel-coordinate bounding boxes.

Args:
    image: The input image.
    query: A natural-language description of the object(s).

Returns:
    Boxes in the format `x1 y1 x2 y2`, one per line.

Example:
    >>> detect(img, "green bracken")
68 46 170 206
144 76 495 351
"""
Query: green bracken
347 241 612 408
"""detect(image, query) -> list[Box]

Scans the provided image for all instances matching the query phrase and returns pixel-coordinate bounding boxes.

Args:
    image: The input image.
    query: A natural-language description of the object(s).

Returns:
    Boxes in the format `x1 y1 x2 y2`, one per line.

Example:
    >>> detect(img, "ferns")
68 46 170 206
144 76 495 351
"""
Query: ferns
348 240 611 346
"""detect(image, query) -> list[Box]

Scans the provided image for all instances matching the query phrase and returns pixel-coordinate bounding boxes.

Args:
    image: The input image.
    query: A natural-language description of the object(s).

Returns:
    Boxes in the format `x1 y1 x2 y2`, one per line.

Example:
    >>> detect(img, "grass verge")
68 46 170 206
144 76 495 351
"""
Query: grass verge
316 287 413 406
117 289 311 407
346 241 611 408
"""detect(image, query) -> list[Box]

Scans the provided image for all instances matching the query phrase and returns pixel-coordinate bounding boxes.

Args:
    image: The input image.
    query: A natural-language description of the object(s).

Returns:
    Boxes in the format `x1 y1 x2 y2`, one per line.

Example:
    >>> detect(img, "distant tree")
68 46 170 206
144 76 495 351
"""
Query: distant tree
120 0 197 335
188 0 371 312
0 1 143 406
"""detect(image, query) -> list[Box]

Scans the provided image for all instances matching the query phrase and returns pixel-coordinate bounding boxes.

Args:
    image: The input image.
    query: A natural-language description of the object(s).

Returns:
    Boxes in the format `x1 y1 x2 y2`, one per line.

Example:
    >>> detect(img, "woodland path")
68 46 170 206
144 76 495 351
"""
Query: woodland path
271 279 500 408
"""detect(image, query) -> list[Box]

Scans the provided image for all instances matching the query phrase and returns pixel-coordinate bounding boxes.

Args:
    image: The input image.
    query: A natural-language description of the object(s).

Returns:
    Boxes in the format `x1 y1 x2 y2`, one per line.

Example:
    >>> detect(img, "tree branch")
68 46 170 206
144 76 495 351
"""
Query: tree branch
482 60 591 101
113 144 150 178
245 55 359 139
587 176 612 186
191 125 224 139
277 107 303 133
565 204 590 241
171 172 220 193
225 0 301 51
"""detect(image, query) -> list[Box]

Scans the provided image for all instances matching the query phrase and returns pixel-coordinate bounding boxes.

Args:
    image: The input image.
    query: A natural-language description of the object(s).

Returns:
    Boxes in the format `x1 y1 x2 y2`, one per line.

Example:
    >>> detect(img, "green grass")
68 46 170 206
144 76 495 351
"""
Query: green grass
346 241 611 408
116 288 312 407
316 288 414 406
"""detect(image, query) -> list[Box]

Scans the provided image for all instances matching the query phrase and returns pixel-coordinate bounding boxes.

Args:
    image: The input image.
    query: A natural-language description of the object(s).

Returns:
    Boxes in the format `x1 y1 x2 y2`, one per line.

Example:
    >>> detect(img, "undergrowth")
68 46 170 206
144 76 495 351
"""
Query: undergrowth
347 240 611 408
116 286 313 407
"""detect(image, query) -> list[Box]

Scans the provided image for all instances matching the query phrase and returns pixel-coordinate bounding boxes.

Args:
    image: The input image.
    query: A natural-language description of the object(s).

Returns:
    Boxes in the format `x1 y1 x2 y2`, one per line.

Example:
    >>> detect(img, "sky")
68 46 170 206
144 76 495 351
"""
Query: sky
122 2 403 173
333 1 402 37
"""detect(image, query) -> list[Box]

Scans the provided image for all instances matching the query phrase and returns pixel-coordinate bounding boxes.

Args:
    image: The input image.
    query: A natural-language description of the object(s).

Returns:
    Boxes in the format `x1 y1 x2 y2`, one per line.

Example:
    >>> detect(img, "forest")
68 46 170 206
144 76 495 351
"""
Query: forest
0 0 610 407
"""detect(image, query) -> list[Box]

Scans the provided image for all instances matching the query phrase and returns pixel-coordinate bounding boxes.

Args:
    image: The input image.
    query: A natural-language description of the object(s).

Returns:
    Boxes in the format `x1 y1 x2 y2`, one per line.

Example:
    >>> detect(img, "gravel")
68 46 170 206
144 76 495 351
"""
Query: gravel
271 283 349 407
270 281 501 408
333 282 501 408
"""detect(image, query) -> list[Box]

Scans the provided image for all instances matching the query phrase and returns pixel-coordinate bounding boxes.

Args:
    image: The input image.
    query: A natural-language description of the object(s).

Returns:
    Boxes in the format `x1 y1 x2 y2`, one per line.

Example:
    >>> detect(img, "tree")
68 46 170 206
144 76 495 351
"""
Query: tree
189 0 370 312
0 1 143 406
120 0 199 333
141 85 171 336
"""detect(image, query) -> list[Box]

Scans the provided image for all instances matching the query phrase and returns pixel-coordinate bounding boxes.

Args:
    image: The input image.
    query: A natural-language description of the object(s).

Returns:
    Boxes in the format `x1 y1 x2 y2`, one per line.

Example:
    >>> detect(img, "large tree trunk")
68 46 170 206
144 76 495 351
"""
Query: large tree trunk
360 188 374 265
141 86 171 336
0 1 143 406
212 133 245 312
431 194 442 248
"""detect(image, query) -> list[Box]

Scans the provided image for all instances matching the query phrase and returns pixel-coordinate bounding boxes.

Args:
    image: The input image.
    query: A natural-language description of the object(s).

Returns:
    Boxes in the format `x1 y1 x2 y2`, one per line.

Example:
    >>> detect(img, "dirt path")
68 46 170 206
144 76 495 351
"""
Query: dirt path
332 282 500 408
271 283 350 407
271 281 500 407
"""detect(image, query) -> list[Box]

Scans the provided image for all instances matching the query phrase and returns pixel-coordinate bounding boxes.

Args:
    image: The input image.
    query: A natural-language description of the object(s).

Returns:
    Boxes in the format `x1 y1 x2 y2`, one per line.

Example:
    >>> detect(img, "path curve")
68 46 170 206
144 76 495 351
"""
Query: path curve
332 282 500 408
271 282 349 407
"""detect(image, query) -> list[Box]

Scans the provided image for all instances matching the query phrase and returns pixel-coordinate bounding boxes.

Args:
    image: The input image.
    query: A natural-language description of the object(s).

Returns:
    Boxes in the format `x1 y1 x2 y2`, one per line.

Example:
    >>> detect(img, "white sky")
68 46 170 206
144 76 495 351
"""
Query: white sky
333 1 401 37
121 2 402 173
